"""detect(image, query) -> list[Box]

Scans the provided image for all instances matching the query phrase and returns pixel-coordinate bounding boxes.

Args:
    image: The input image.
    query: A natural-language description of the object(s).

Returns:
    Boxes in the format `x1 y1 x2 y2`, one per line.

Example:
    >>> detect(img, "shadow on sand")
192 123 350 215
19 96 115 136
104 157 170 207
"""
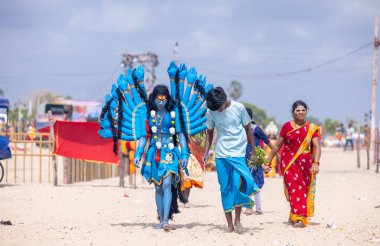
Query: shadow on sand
282 220 321 226
111 221 261 233
0 183 19 188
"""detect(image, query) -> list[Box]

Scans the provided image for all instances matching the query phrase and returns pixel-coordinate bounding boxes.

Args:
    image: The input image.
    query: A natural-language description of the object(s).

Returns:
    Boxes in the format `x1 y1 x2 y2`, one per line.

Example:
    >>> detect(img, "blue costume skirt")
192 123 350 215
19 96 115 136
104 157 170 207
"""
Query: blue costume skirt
141 145 181 186
248 165 265 189
216 157 259 213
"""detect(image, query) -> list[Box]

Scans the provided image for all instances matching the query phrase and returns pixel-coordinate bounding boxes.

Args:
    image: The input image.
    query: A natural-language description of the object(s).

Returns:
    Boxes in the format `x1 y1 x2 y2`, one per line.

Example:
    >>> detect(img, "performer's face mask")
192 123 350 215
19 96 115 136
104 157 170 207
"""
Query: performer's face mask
155 95 167 110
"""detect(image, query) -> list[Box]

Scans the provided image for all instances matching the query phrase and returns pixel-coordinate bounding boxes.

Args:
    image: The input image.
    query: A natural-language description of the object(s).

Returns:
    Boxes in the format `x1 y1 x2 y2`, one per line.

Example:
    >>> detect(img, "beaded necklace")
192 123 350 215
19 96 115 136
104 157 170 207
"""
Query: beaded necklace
150 110 176 150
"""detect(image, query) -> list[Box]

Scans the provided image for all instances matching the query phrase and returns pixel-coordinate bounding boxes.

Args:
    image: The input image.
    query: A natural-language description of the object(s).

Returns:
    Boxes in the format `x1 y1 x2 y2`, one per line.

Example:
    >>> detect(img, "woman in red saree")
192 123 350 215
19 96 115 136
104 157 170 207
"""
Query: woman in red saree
265 100 321 227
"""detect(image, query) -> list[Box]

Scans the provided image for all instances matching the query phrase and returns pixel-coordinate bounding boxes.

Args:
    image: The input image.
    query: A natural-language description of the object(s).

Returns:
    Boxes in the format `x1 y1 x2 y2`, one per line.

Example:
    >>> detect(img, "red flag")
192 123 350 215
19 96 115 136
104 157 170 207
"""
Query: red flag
54 121 118 164
189 138 205 170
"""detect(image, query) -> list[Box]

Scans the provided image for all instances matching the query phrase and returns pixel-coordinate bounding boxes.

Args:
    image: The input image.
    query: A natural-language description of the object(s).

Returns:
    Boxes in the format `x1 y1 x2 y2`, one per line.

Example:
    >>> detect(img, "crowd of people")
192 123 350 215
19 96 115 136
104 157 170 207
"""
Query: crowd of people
200 88 320 231
121 86 321 232
333 122 371 151
98 62 322 233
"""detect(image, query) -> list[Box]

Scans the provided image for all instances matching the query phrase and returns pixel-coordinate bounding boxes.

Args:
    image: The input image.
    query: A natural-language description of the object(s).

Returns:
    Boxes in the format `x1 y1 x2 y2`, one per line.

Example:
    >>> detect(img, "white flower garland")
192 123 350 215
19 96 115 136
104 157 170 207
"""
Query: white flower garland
151 110 176 150
151 126 157 133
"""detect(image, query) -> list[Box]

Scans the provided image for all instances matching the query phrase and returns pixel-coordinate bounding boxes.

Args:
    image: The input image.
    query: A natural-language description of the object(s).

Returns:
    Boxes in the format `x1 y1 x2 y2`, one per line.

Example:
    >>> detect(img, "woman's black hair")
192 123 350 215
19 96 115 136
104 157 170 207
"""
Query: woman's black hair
107 110 118 155
245 107 253 119
116 88 124 141
291 100 308 113
147 85 176 114
100 99 112 120
146 84 177 145
206 87 227 111
245 107 256 124
100 98 119 154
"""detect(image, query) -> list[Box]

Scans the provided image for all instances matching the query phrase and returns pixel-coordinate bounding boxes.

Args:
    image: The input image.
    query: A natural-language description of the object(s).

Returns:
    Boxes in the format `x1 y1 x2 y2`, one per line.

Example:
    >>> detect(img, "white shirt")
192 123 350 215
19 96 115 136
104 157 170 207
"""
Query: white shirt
206 101 251 158
346 127 355 140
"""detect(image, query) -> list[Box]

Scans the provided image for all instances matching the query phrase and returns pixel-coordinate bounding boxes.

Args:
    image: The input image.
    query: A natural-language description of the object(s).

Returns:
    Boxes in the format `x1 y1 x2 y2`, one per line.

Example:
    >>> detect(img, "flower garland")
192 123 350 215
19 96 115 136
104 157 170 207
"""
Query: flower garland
150 110 176 150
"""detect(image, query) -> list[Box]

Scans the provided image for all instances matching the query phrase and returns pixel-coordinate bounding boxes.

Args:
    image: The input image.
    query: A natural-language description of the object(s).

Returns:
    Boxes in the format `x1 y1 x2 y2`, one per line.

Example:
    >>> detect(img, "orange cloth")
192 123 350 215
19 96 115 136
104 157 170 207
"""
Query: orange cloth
122 141 136 175
181 154 204 190
264 141 276 178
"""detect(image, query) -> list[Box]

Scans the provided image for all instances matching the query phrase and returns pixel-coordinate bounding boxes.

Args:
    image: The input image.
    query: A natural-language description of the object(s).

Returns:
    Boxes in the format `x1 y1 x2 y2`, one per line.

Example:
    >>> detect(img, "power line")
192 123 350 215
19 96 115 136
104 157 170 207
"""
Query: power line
198 42 372 79
0 71 115 82
89 63 122 100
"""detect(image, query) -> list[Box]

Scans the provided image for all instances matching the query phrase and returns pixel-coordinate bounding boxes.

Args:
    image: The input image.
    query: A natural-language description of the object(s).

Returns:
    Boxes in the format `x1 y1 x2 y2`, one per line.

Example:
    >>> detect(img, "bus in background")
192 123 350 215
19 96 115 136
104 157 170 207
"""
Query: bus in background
35 99 102 139
35 103 72 130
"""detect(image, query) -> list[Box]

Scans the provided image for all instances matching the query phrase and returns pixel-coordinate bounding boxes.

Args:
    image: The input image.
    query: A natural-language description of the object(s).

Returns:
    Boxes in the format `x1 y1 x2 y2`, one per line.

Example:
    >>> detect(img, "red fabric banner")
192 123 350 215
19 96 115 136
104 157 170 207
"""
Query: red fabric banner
54 121 118 164
189 138 205 170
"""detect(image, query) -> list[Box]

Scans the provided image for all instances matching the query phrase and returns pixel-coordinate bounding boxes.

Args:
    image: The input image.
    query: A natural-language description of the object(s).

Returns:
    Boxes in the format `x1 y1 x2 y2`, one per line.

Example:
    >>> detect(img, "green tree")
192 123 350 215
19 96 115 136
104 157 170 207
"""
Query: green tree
242 102 275 127
306 116 322 126
323 118 340 136
229 80 242 100
9 106 28 123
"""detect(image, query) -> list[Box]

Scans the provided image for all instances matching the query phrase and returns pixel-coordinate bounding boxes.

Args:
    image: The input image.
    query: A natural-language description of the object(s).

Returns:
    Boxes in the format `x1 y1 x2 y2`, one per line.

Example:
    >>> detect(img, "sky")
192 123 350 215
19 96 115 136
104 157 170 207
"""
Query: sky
0 0 379 125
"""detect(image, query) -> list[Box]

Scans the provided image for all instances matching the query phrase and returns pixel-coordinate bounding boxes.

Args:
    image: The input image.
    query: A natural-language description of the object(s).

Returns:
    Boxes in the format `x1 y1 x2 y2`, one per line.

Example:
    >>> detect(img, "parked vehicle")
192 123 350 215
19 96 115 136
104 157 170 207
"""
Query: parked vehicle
0 97 12 183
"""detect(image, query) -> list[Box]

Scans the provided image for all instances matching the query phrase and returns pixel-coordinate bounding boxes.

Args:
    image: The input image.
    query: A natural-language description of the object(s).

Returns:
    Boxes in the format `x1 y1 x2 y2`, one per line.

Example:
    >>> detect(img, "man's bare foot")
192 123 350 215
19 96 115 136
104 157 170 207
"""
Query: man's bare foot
234 221 245 234
226 225 234 233
255 210 263 215
243 208 254 215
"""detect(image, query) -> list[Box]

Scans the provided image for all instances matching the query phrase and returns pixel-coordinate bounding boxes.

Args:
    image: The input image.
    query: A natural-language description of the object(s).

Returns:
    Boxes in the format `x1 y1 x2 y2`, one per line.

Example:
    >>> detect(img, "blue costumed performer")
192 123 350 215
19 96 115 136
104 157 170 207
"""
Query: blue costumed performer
98 61 213 232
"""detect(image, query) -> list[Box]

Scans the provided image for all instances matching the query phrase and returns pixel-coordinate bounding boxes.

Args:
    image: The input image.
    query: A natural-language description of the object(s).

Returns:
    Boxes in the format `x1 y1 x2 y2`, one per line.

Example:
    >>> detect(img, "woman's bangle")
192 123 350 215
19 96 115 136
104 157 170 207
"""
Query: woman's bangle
312 161 320 166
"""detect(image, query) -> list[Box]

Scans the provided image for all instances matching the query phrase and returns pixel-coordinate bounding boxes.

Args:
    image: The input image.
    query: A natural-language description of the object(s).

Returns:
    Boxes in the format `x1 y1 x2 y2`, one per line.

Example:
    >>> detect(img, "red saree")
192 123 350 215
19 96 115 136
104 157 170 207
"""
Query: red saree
279 121 320 225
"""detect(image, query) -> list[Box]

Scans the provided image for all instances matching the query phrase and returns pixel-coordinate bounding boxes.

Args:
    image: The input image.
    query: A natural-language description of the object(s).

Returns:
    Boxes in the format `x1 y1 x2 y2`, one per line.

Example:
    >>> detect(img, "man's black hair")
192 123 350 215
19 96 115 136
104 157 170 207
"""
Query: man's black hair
245 107 253 118
206 87 227 111
245 107 256 124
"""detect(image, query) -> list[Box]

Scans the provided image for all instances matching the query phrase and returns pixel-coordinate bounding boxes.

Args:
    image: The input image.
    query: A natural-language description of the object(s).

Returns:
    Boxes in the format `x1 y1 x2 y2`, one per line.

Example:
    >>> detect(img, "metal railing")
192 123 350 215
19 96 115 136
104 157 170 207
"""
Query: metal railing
3 132 54 183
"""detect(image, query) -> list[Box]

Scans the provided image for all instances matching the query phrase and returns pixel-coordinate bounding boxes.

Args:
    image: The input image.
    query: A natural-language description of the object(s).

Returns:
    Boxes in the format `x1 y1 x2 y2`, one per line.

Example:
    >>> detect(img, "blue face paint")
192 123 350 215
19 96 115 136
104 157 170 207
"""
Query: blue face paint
155 99 166 110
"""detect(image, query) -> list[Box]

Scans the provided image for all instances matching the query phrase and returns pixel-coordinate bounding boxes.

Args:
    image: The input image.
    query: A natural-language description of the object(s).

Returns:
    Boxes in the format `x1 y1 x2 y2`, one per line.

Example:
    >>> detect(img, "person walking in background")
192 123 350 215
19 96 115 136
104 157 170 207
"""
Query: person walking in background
265 100 321 227
335 123 345 147
202 87 259 233
121 140 137 188
344 123 355 151
265 133 278 178
244 107 275 215
180 138 205 207
265 121 278 137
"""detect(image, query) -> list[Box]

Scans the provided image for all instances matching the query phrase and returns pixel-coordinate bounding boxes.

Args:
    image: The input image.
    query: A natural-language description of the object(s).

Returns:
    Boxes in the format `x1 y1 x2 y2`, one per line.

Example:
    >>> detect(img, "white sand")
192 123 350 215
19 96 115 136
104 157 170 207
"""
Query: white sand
1 148 380 246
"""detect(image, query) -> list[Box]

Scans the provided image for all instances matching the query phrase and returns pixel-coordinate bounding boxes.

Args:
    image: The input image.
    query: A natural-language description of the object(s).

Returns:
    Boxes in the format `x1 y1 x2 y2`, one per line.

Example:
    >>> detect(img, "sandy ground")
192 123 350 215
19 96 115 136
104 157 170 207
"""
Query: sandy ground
1 147 380 246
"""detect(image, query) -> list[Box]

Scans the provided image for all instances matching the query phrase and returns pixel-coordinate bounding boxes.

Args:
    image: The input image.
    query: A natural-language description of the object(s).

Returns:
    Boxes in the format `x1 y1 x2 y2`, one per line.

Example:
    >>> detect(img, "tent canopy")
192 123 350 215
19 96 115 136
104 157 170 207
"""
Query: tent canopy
0 98 9 109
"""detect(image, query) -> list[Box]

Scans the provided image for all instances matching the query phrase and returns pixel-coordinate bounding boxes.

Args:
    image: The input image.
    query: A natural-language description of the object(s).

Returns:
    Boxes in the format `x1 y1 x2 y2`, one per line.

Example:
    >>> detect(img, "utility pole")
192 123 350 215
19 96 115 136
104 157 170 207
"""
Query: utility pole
371 16 379 165
119 51 159 187
120 51 159 94
173 42 179 65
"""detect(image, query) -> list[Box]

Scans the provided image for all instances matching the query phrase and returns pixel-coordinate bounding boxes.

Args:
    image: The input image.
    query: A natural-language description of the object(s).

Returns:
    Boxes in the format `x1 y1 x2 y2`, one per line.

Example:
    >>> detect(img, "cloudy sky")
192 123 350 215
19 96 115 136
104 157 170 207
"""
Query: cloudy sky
0 0 379 124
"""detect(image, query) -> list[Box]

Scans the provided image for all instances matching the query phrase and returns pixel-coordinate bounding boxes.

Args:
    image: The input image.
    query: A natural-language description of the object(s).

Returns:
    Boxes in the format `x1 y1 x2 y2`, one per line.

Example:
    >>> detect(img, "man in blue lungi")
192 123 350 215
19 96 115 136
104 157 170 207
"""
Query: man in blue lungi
202 87 259 233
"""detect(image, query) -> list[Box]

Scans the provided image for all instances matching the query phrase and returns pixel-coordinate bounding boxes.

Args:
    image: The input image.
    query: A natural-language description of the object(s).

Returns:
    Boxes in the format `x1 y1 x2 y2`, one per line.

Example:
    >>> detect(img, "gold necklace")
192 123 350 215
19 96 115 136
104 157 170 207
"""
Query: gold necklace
292 120 305 129
155 110 166 126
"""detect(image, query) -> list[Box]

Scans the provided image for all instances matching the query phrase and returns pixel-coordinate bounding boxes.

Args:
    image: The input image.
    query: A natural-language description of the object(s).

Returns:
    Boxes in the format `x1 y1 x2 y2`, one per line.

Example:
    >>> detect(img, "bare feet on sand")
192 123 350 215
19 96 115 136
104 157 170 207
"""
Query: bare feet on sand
244 208 263 216
234 221 245 234
162 222 171 232
243 208 254 215
226 224 234 233
294 221 306 228
154 223 163 229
